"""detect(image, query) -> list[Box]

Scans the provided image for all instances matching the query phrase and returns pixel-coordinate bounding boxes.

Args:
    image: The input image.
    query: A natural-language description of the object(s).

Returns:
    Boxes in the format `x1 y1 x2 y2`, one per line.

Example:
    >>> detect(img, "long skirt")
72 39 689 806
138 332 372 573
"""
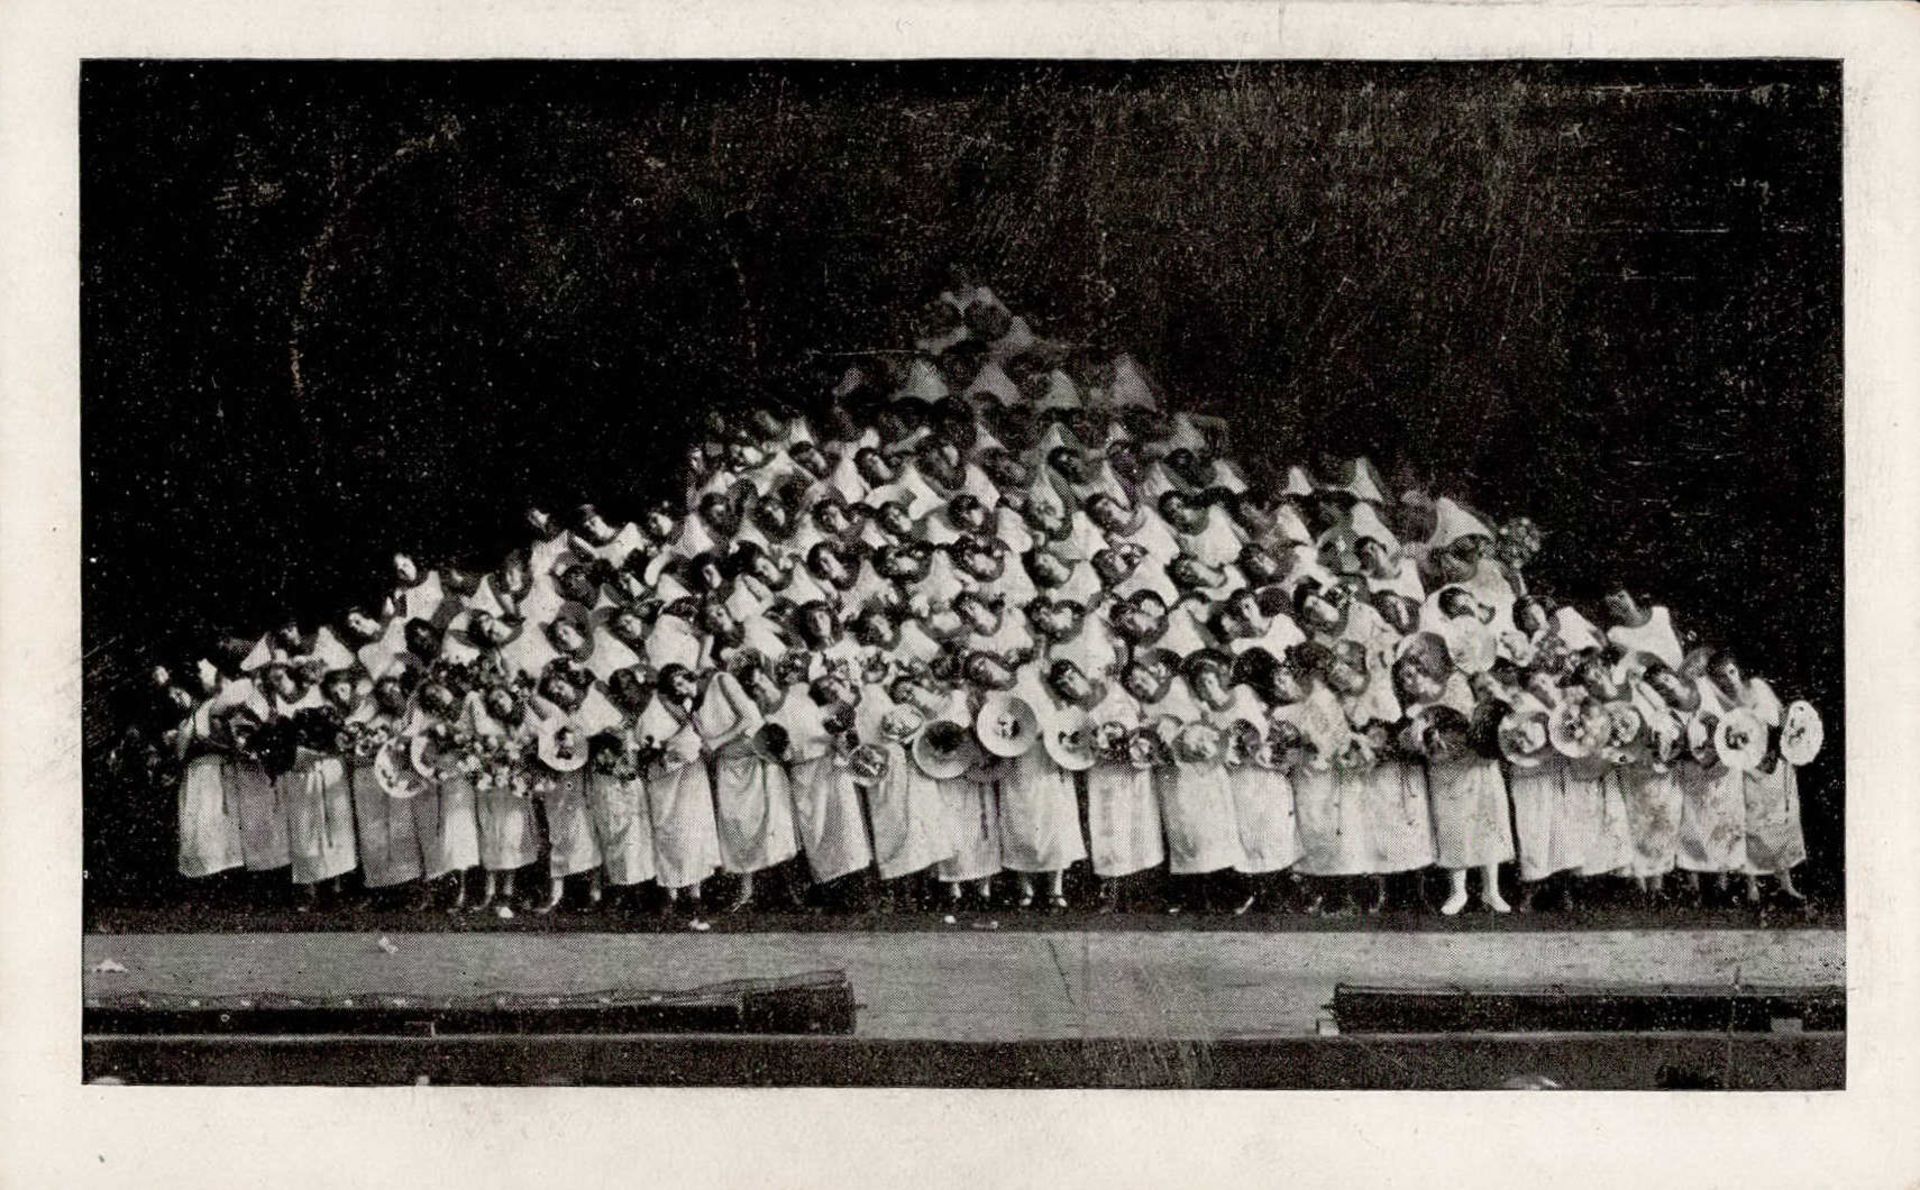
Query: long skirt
1742 762 1807 875
587 772 656 886
475 784 538 872
543 771 603 879
232 759 290 871
1227 765 1300 874
1508 762 1584 882
646 761 723 890
1293 765 1368 876
1362 760 1436 873
1426 757 1514 869
863 744 957 879
347 760 425 888
1157 762 1244 876
434 776 482 875
1676 760 1748 873
936 776 1002 883
712 749 800 875
1565 761 1633 876
285 759 357 884
1618 765 1683 878
177 755 245 878
786 757 873 884
1087 763 1164 877
999 750 1088 872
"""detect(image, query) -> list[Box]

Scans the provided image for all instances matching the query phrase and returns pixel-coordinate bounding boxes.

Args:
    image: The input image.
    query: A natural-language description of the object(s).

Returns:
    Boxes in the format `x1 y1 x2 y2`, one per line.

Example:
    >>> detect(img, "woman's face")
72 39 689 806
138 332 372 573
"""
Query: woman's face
815 503 850 536
1514 600 1548 637
1328 661 1368 698
643 510 678 540
753 498 790 535
1052 664 1091 703
1301 593 1340 633
1357 539 1391 576
553 621 585 652
877 503 914 538
486 689 517 721
1264 667 1306 705
1710 656 1743 693
702 604 739 639
1121 666 1161 703
855 449 895 487
1650 668 1692 708
1194 668 1229 703
405 624 438 656
393 553 419 586
612 612 646 641
668 671 698 702
1603 589 1636 623
814 550 849 586
1399 662 1445 706
347 610 384 640
801 606 834 642
791 442 828 478
959 598 998 634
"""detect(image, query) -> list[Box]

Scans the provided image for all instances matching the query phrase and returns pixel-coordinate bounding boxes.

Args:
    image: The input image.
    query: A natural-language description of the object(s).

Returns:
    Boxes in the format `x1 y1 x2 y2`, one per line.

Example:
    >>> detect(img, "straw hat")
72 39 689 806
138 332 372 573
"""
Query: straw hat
913 719 979 780
374 738 425 799
1780 699 1823 766
1713 706 1767 772
1040 705 1097 772
974 692 1040 758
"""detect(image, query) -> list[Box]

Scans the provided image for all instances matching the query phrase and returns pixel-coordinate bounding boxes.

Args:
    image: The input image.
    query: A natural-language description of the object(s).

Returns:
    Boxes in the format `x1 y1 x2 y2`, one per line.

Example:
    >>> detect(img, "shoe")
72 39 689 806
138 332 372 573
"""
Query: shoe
1482 891 1512 914
1048 895 1069 911
1232 894 1257 917
494 904 514 920
1439 889 1468 917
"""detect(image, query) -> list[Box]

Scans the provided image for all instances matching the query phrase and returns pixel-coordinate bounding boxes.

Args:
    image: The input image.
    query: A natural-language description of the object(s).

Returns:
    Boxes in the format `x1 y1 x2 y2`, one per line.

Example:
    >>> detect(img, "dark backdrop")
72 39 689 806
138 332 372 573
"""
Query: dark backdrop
81 60 1843 902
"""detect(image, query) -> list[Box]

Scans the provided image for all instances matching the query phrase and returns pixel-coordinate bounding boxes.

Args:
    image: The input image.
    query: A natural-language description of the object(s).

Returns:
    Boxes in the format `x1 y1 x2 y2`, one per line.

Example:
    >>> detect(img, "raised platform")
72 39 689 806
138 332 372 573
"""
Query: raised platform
85 927 1843 1041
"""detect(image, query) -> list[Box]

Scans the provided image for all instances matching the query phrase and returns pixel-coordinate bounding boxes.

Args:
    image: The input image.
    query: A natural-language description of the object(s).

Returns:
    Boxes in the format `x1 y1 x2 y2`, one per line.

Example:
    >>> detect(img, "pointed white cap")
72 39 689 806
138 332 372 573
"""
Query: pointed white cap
965 360 1021 407
892 357 949 402
1282 466 1316 498
1426 496 1495 550
1347 503 1400 554
1552 606 1605 654
1033 370 1083 413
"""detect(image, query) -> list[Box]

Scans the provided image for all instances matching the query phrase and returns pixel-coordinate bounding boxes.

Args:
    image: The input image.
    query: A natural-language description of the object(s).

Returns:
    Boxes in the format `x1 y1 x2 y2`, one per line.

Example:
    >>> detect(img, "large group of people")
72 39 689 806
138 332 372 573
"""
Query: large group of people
132 280 1824 925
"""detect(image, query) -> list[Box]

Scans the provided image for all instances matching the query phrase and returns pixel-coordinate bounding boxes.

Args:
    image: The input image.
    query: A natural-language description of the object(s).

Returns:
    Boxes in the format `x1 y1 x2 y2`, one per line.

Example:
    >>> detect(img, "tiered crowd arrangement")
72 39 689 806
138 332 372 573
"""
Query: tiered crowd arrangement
140 282 1823 922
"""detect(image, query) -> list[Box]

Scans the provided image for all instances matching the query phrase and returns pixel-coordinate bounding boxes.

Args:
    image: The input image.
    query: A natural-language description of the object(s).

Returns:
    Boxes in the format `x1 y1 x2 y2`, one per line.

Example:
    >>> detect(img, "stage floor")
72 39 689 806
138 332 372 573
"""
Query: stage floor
84 927 1843 1041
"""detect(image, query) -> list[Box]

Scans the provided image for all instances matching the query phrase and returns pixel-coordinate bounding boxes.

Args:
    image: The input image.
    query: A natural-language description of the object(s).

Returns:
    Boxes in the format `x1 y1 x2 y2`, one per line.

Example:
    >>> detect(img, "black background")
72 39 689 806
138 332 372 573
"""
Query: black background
82 60 1842 902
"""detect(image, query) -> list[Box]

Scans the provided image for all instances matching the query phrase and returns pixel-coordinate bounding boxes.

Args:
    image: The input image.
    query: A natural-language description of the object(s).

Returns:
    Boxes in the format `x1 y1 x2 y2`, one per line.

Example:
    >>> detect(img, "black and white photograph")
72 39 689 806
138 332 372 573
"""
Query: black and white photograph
68 54 1854 1091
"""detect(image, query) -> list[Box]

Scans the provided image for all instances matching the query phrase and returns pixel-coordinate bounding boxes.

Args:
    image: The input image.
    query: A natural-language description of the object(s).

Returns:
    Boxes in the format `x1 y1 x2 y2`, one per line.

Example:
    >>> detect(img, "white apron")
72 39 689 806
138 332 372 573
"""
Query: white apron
1425 757 1514 869
284 750 357 884
1361 760 1435 874
231 758 290 871
177 752 245 878
1618 765 1683 878
713 742 801 875
1508 761 1585 882
1228 763 1302 875
787 755 875 883
587 770 656 886
1742 760 1807 875
1565 758 1634 876
999 748 1087 872
346 758 424 888
1675 758 1749 873
542 768 603 878
434 775 482 875
863 740 959 879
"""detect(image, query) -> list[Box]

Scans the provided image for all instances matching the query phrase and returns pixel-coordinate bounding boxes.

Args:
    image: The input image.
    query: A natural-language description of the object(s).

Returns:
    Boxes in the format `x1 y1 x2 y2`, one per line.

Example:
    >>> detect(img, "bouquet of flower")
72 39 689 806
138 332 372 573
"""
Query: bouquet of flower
589 731 641 781
1093 721 1131 764
1126 726 1169 770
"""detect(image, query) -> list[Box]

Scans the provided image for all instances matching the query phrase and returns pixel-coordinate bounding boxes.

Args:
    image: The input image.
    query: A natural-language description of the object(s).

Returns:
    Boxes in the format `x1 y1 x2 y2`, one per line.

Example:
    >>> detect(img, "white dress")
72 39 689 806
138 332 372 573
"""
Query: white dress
855 693 957 880
1148 682 1244 876
1675 681 1749 873
997 682 1089 873
1566 756 1635 877
1425 756 1515 869
469 705 538 873
346 749 424 888
542 766 603 879
174 708 245 878
709 676 800 875
587 765 656 887
1216 686 1300 875
933 689 1003 884
231 753 290 872
1083 685 1165 878
1733 678 1806 875
769 690 872 884
1509 760 1585 882
284 745 357 884
638 699 722 890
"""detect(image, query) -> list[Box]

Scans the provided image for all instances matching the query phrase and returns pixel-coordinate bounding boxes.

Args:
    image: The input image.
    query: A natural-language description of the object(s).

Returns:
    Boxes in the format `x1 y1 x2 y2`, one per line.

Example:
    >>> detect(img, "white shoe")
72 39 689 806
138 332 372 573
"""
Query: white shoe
1439 889 1468 917
1482 892 1512 914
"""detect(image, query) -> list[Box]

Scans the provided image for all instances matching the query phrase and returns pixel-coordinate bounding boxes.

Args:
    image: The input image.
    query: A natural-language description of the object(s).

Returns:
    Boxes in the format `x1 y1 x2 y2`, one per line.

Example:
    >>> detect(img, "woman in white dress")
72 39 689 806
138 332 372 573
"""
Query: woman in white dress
266 665 357 909
532 705 606 914
1140 651 1244 912
463 685 541 918
998 665 1090 909
1329 638 1433 911
1706 650 1807 903
1273 653 1370 913
1562 659 1637 894
1673 667 1750 900
1222 650 1304 911
767 660 874 903
854 676 959 907
171 685 246 881
586 668 658 908
710 660 799 911
1415 700 1514 916
1081 664 1165 910
636 664 724 914
930 678 1003 907
1618 661 1688 900
1490 670 1585 910
341 675 430 904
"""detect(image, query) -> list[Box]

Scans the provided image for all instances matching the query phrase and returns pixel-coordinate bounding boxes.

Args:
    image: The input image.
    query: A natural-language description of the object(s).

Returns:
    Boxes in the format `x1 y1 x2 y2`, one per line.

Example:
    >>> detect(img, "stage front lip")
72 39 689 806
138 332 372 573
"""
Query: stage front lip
83 927 1843 1042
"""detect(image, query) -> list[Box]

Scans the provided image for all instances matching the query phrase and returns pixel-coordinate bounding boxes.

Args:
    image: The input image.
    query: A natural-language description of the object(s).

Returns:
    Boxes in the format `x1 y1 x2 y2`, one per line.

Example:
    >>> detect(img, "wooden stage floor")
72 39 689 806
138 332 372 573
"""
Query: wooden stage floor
85 927 1844 1041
